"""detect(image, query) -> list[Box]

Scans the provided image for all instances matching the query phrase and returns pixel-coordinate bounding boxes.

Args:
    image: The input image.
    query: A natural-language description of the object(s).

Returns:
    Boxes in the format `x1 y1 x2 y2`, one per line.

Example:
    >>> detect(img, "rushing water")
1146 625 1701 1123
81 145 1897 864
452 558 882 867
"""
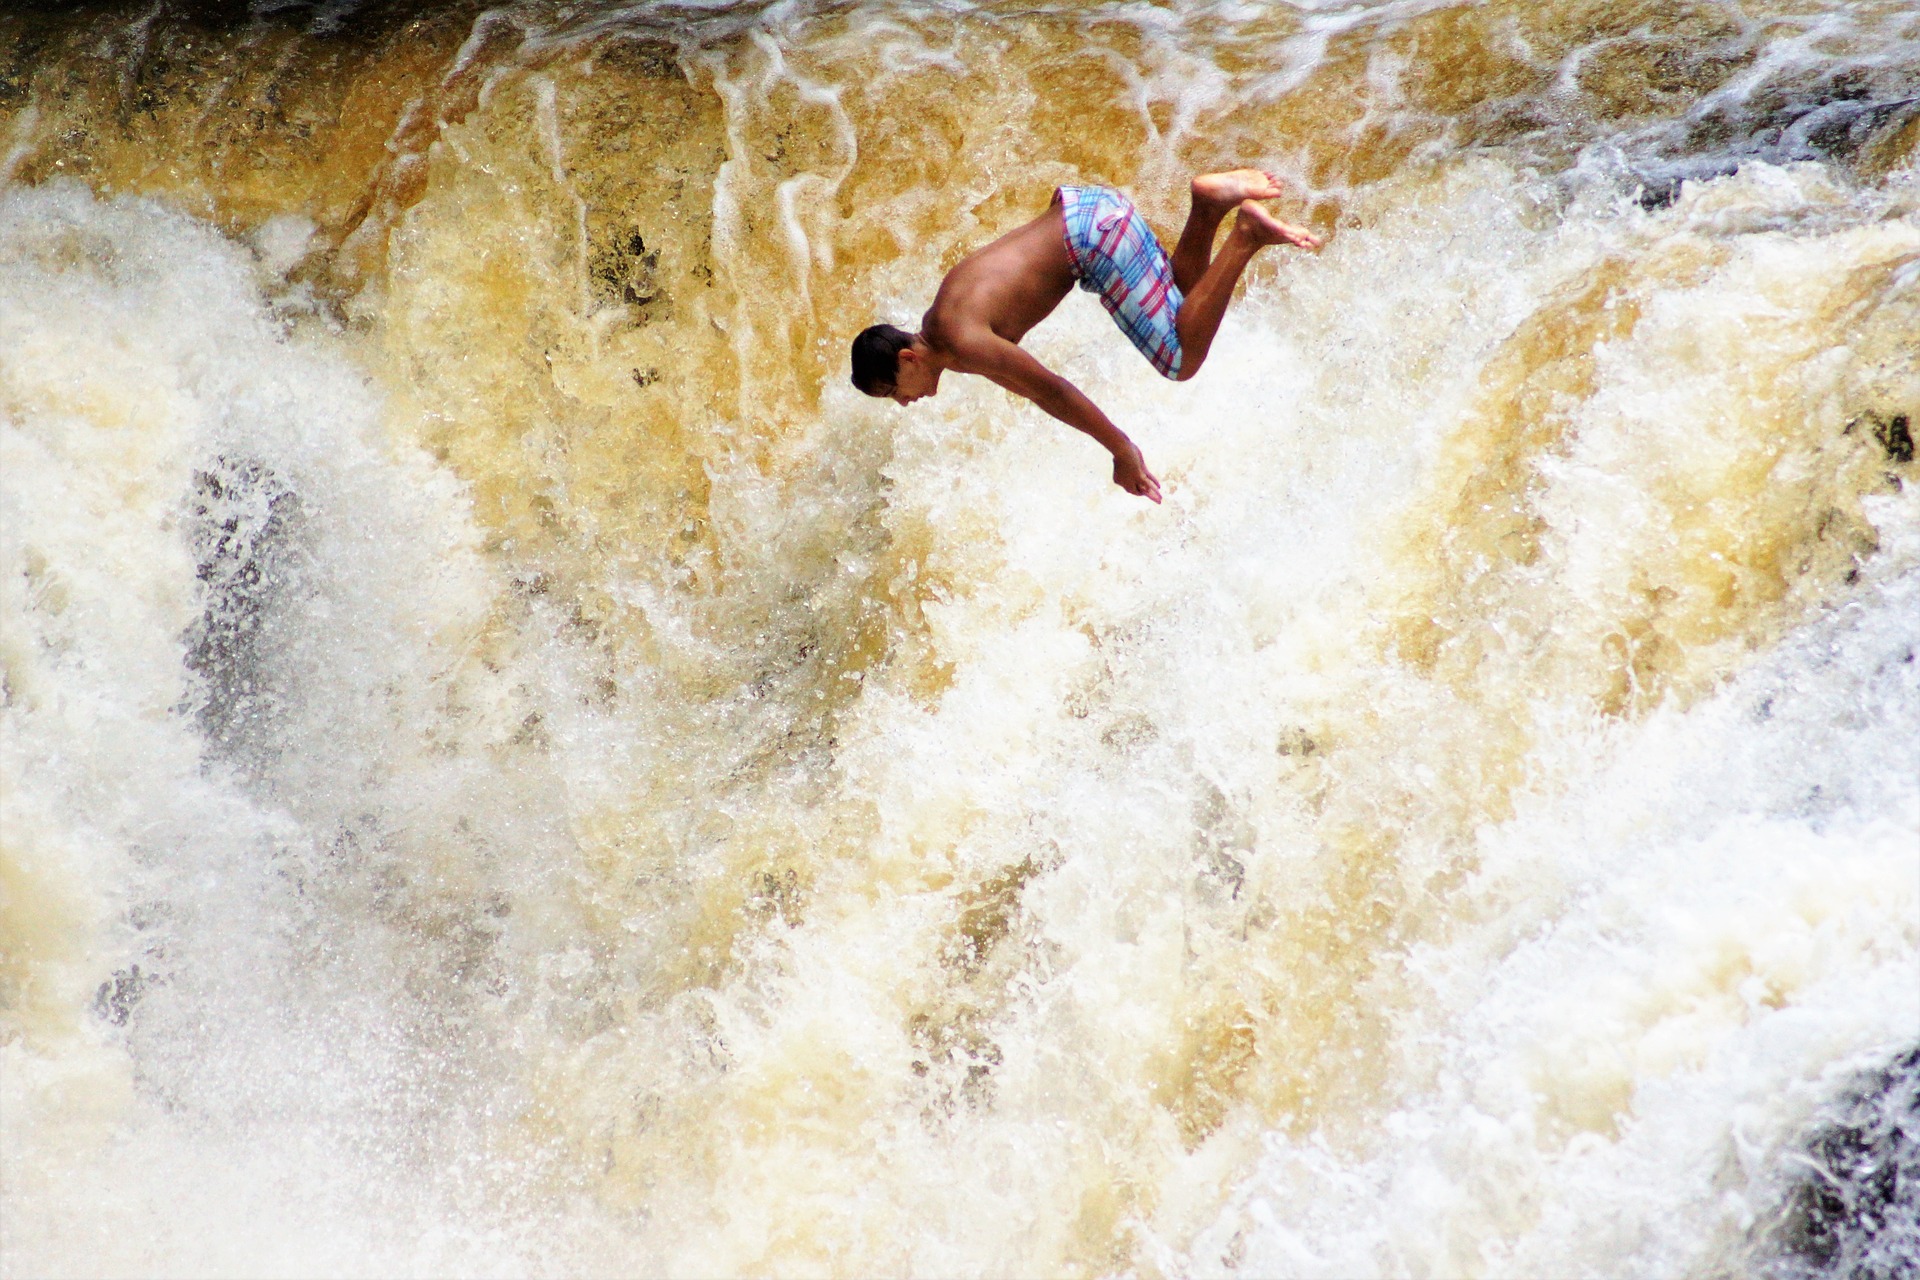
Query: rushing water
1 1 1916 1275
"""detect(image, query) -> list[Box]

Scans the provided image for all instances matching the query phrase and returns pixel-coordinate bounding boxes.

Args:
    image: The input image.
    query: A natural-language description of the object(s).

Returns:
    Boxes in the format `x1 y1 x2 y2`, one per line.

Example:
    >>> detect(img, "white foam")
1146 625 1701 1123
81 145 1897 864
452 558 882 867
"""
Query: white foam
2 121 1916 1280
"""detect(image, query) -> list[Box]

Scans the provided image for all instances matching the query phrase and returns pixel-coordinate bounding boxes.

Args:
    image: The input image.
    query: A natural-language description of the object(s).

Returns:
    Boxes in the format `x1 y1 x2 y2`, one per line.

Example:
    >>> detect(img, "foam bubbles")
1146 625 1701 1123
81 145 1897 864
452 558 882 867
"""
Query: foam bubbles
2 5 1918 1276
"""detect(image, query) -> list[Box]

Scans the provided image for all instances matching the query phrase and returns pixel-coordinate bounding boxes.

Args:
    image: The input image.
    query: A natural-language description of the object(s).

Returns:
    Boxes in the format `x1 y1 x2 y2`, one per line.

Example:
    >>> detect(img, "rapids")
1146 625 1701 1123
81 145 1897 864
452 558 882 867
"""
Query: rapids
1 1 1917 1276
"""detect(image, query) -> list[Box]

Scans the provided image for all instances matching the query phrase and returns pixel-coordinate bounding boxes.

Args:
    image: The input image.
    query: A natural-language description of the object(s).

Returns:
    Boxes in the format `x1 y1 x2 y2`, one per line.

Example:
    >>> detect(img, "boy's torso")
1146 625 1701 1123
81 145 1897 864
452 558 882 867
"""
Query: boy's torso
921 200 1078 357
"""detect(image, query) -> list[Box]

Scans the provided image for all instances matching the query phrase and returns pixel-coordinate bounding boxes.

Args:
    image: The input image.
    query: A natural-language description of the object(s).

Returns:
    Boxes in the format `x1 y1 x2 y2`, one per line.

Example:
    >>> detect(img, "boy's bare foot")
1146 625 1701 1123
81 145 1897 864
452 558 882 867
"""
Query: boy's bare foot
1235 199 1322 249
1192 168 1286 210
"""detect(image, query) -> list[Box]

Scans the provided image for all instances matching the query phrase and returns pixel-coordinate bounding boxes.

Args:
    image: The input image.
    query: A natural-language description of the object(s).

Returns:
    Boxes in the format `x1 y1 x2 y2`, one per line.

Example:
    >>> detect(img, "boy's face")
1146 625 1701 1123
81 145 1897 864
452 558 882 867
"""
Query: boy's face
881 346 939 405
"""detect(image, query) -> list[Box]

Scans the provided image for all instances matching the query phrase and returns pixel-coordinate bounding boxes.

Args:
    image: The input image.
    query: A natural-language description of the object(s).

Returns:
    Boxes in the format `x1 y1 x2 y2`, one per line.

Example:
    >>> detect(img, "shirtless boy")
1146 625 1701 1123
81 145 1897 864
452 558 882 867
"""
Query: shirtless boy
849 170 1321 503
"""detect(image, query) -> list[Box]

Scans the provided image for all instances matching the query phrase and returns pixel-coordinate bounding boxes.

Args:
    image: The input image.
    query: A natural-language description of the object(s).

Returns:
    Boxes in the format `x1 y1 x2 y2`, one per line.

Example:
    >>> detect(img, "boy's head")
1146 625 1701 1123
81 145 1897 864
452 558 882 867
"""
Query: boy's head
850 324 939 404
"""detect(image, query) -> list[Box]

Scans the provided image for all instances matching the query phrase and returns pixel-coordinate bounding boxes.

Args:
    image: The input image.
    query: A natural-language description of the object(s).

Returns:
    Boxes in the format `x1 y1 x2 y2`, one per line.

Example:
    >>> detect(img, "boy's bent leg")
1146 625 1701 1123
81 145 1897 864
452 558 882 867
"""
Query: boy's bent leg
1171 225 1258 381
1173 200 1320 381
1173 169 1287 292
1169 198 1229 296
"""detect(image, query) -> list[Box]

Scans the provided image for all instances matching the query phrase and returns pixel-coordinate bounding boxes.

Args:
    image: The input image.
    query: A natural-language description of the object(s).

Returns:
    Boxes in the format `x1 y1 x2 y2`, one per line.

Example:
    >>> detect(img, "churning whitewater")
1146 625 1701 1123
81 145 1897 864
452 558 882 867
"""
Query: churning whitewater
1 1 1916 1276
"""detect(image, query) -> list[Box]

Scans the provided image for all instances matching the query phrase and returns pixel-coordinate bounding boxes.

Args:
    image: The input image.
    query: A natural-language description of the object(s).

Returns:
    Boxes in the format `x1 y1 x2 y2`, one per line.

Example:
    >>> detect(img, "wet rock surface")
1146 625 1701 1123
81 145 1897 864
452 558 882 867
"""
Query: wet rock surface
1753 1045 1920 1280
182 457 305 771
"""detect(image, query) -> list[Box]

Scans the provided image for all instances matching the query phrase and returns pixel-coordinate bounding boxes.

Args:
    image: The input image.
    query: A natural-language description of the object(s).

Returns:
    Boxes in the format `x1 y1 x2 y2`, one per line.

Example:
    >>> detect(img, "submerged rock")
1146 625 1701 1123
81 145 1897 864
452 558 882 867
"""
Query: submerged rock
1618 67 1920 207
181 456 304 770
1751 1045 1920 1280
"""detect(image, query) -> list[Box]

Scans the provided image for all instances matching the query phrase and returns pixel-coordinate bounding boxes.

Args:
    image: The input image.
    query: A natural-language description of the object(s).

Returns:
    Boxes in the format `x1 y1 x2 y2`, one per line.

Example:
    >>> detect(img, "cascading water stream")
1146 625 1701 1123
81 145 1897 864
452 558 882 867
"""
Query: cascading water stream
1 2 1916 1276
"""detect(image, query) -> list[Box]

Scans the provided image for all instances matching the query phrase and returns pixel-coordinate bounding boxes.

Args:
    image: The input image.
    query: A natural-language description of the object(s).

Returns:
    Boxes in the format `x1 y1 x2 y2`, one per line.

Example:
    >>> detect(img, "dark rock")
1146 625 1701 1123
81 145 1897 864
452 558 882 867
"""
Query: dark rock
1751 1044 1920 1279
1875 414 1914 466
1848 412 1916 466
92 964 156 1026
590 229 662 311
1605 65 1920 204
180 456 304 769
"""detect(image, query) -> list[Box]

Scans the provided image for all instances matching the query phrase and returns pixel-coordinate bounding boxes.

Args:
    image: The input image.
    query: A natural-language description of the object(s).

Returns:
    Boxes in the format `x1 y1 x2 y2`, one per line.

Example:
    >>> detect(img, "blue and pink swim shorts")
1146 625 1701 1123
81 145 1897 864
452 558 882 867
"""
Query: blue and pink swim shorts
1057 185 1183 380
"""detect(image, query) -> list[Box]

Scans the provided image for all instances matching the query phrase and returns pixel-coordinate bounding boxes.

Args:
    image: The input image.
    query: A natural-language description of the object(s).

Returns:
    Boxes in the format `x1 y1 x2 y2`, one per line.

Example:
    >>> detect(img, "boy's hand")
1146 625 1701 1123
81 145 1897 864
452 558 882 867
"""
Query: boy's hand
1114 447 1162 504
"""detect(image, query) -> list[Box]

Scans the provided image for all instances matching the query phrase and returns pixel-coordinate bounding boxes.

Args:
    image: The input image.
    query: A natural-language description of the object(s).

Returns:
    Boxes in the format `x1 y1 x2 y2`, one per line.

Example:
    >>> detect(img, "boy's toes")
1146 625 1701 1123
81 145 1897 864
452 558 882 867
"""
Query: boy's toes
1195 168 1289 206
1236 200 1325 248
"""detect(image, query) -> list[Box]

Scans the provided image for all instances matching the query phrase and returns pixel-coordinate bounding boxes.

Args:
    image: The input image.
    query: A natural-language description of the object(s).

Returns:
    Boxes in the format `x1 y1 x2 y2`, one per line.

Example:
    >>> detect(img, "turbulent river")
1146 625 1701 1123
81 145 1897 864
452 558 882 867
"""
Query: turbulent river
2 1 1918 1275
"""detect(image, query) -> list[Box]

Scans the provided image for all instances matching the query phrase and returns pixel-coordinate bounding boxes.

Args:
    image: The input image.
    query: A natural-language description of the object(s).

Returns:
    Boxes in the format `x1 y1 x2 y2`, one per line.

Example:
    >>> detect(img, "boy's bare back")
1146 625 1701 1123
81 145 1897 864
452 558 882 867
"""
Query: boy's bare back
921 203 1078 356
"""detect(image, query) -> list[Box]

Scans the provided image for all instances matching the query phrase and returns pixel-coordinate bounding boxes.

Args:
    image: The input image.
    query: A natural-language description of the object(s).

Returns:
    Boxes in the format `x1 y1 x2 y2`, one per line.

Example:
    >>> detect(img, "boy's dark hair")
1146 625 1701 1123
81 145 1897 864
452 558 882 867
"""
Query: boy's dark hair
850 324 915 395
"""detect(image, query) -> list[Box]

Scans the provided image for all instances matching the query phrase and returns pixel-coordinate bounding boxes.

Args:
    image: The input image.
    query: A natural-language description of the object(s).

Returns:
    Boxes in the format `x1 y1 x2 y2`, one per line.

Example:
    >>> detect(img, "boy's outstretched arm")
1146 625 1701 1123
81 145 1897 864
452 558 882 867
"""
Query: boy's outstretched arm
947 328 1162 503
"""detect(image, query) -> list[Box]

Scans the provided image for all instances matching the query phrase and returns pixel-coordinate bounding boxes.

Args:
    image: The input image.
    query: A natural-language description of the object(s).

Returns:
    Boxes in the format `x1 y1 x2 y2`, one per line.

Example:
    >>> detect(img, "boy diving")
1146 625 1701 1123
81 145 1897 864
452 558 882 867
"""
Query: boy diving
850 170 1322 503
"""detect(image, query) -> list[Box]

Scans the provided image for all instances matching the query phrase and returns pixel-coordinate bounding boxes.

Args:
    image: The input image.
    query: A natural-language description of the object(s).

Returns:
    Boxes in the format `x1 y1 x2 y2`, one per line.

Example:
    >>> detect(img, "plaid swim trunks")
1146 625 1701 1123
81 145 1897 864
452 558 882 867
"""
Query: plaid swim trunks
1057 185 1183 379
